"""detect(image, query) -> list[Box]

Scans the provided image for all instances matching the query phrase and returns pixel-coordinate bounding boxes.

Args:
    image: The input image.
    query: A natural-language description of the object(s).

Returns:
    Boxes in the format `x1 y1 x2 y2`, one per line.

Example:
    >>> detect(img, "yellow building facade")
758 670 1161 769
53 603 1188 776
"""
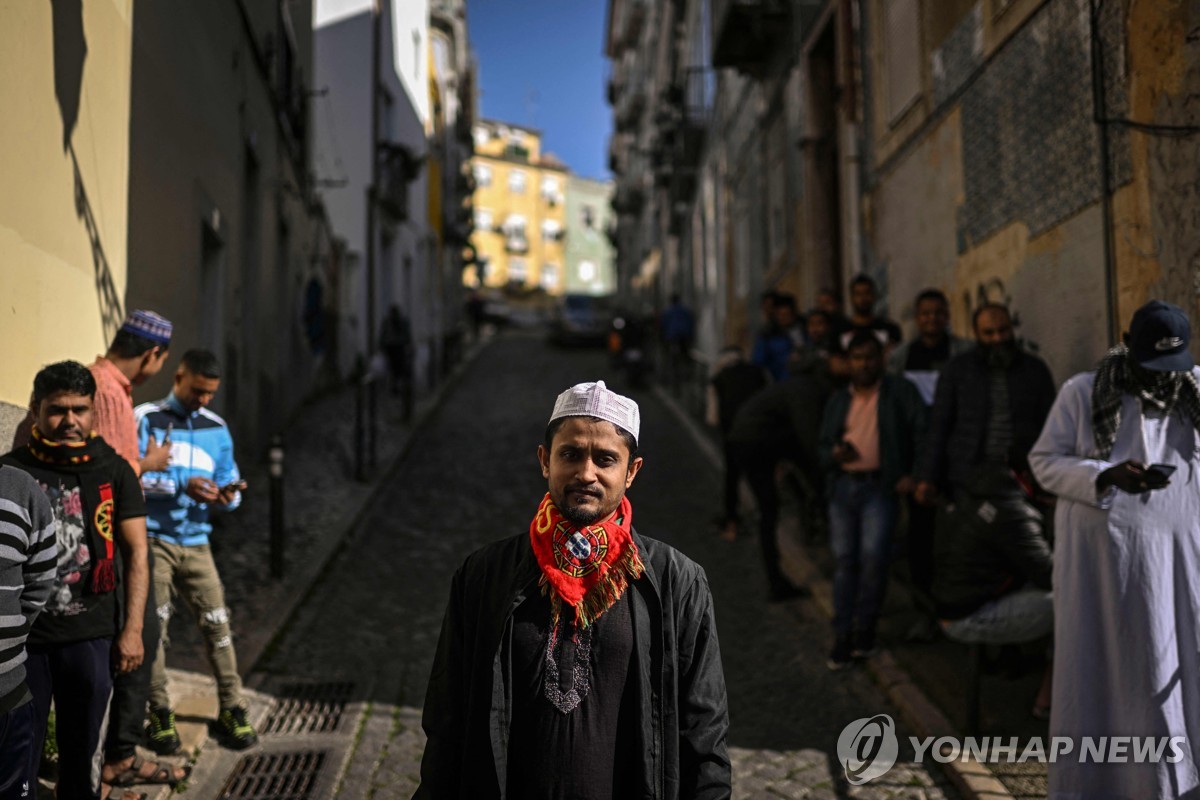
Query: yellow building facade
0 0 135 440
468 120 568 294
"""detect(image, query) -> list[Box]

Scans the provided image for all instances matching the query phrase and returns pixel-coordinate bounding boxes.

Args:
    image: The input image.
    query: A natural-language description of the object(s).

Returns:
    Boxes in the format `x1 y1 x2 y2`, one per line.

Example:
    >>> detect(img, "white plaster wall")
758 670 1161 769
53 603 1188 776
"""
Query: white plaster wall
315 1 431 376
393 0 431 127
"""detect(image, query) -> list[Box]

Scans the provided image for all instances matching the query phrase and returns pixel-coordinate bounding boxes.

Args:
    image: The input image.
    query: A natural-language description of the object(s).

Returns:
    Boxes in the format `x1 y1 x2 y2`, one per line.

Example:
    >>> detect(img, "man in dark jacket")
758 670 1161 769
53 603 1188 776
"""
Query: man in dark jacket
416 380 730 799
727 360 833 601
932 487 1053 717
705 347 769 542
914 304 1057 505
819 333 927 668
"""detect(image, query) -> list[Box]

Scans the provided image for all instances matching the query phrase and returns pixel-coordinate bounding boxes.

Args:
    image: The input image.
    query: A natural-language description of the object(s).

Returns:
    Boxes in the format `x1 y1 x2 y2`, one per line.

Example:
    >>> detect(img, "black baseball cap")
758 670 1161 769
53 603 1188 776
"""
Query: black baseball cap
1129 300 1193 372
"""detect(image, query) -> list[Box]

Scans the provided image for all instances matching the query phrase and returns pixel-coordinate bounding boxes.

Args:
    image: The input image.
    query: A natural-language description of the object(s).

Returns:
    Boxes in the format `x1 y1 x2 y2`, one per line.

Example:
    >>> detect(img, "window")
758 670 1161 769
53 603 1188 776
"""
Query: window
509 169 527 193
578 260 597 282
581 205 596 229
541 264 559 290
502 215 527 237
541 176 563 206
474 163 492 187
509 257 527 283
475 209 493 230
541 219 563 241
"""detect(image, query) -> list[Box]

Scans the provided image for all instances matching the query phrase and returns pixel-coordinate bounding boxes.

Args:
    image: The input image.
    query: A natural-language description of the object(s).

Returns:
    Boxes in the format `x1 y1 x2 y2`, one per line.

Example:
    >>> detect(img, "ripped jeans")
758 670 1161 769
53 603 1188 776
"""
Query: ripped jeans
148 539 245 710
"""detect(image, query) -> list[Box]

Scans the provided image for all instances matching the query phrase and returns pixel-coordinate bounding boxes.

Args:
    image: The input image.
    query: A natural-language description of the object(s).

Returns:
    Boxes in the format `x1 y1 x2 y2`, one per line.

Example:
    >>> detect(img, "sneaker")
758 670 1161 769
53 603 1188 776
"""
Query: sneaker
852 630 878 660
217 706 258 750
146 706 181 755
827 636 854 671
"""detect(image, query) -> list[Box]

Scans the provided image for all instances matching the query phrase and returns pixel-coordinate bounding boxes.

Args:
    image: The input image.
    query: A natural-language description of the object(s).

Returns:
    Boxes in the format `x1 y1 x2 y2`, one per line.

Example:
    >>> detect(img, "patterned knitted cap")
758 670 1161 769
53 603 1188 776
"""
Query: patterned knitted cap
120 310 173 346
548 380 640 444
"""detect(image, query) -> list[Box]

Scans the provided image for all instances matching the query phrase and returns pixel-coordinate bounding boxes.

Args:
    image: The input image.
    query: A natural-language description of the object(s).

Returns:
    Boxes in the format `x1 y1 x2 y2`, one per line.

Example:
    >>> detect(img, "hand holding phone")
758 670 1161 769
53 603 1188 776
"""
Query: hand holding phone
1145 463 1176 487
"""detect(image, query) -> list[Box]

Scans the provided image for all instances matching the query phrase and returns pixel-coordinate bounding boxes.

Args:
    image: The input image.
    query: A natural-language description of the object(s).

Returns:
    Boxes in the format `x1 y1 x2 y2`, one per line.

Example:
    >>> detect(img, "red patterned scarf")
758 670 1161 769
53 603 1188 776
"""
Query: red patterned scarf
25 427 118 593
529 492 644 628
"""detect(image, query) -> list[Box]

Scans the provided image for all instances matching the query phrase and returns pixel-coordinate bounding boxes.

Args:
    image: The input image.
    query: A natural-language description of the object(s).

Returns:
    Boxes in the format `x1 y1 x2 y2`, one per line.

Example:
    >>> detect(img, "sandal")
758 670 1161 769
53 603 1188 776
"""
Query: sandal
108 754 191 786
103 787 147 800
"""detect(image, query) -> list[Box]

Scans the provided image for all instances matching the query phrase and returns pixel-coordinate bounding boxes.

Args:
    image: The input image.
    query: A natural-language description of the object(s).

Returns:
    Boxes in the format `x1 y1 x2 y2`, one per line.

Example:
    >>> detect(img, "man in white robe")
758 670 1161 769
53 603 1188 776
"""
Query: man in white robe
1030 299 1200 800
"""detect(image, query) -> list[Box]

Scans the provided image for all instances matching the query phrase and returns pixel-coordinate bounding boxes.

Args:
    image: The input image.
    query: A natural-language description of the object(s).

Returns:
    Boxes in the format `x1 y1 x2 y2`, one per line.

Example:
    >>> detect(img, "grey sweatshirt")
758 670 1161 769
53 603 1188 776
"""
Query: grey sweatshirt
0 463 57 711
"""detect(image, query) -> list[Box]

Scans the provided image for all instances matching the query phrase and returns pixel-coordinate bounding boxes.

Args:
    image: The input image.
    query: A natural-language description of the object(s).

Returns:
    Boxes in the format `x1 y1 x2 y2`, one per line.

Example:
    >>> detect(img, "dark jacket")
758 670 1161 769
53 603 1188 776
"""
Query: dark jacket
932 490 1052 619
818 374 928 492
727 372 834 460
916 347 1056 491
415 531 731 800
710 361 769 435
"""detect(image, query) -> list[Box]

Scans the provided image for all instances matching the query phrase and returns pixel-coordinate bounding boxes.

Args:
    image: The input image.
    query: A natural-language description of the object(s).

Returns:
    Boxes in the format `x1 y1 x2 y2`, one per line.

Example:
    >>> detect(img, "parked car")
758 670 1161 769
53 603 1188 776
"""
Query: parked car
548 293 616 347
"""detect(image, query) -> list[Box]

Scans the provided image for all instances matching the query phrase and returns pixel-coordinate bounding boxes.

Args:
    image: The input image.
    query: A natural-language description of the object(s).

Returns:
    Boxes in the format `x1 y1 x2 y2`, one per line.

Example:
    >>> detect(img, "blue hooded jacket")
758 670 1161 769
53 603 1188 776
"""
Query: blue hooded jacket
135 393 242 547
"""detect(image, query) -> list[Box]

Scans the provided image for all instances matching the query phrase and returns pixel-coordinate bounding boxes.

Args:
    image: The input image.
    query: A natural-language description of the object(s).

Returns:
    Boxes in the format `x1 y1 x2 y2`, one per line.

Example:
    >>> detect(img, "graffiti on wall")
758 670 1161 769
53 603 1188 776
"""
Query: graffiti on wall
962 277 1040 353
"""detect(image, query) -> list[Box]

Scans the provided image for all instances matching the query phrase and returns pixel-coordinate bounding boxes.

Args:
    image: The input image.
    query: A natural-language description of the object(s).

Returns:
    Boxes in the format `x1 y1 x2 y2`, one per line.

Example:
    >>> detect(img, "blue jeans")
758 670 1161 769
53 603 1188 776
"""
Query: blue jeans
940 587 1054 644
828 473 898 638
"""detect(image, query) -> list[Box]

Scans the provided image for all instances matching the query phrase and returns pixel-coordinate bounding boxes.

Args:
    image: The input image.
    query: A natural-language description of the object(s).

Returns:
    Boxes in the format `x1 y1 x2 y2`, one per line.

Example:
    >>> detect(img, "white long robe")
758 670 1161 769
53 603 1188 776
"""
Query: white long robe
1029 370 1200 800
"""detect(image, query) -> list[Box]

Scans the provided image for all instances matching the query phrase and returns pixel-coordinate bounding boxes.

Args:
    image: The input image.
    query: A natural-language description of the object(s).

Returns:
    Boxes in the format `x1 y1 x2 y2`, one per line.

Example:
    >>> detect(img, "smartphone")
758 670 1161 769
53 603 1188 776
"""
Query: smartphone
221 480 248 492
1146 463 1177 481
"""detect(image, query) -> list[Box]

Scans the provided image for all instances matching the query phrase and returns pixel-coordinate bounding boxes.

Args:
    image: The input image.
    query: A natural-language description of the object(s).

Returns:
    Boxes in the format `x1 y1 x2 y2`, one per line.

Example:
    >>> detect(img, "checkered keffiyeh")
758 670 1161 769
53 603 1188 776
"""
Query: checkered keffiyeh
1091 345 1200 458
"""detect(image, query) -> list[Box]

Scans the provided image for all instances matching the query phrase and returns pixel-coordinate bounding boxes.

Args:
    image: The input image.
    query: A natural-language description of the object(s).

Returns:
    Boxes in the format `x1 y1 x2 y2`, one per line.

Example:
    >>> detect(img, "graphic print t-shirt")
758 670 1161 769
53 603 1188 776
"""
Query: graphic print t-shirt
26 462 146 646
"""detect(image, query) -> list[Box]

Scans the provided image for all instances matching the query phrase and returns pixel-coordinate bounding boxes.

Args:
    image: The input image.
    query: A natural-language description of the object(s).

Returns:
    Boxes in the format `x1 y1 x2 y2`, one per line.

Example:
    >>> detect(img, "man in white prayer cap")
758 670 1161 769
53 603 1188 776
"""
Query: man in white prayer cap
416 380 731 799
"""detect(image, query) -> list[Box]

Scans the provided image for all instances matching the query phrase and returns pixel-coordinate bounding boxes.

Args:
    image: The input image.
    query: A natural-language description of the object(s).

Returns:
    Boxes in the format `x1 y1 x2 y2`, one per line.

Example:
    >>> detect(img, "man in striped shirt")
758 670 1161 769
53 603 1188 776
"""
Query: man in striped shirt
0 465 56 796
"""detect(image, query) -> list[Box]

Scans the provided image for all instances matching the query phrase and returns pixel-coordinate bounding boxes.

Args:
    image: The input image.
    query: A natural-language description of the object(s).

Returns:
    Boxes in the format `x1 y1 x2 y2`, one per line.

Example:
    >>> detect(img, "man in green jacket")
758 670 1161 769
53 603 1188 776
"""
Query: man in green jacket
819 332 927 669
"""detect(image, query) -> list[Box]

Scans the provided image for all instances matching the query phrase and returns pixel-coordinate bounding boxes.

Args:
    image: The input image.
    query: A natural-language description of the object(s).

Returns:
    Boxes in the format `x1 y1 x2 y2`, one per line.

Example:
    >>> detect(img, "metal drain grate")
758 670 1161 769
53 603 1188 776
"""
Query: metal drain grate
219 751 326 799
263 681 356 735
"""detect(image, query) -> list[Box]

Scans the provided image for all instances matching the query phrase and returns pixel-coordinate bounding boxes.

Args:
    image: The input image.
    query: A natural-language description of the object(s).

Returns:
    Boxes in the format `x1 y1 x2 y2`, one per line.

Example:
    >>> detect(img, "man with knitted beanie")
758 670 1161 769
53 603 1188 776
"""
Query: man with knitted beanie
416 380 730 798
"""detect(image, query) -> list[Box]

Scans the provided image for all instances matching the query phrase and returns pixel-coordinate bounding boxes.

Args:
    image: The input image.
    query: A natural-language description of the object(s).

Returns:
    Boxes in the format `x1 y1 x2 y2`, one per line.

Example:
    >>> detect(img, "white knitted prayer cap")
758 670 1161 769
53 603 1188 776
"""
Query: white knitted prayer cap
547 380 640 444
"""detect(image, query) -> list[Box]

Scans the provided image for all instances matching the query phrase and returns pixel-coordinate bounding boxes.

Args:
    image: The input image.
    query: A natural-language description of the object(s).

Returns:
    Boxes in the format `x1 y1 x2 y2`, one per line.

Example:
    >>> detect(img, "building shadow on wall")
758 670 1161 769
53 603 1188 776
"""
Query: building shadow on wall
52 0 124 341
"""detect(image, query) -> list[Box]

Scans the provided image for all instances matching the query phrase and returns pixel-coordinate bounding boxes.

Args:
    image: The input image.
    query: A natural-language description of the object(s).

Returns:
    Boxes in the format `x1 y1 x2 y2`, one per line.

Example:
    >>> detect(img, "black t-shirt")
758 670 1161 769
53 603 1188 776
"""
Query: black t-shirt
507 589 638 799
903 337 953 372
12 457 146 646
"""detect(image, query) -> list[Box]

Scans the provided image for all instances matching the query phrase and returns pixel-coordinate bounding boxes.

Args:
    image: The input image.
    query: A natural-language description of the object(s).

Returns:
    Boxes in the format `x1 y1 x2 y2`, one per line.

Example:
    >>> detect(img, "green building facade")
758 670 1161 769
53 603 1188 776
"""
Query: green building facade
564 176 616 295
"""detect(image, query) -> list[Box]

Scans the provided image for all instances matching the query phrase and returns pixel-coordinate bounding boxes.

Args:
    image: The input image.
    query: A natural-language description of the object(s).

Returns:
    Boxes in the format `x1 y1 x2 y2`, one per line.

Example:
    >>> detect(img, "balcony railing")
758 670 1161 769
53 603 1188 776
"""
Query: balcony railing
711 0 792 71
376 143 423 222
614 0 648 53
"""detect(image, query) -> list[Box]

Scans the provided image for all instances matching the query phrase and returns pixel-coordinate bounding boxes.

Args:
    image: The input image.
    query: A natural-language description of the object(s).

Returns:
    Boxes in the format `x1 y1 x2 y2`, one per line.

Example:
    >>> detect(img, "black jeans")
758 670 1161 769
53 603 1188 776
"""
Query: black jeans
732 441 788 590
105 555 160 762
720 440 744 525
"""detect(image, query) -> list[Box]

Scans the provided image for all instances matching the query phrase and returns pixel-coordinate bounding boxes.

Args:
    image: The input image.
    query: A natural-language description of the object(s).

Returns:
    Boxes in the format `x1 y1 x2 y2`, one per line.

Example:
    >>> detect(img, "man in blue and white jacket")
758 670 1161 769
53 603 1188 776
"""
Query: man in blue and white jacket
135 349 257 752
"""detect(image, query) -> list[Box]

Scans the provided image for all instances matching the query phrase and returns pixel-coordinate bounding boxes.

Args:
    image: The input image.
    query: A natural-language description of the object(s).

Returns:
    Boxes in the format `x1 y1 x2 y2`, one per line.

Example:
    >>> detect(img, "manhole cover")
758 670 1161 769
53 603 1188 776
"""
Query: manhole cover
219 751 326 799
263 682 356 735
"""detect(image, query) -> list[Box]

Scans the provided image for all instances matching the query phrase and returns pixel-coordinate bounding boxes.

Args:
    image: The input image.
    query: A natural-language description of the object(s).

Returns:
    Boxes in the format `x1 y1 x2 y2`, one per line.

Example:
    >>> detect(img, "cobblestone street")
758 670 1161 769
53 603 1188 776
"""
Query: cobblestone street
246 331 958 799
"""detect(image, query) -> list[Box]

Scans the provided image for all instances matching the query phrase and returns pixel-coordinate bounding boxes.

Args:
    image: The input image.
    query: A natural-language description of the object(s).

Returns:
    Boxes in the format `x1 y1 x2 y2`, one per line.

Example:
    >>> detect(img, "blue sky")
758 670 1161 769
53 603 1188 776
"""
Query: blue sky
467 0 612 180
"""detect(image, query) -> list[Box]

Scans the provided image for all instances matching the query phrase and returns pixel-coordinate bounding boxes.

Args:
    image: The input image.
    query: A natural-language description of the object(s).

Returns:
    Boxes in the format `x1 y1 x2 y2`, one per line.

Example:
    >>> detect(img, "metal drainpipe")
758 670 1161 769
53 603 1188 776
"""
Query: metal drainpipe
1090 0 1118 345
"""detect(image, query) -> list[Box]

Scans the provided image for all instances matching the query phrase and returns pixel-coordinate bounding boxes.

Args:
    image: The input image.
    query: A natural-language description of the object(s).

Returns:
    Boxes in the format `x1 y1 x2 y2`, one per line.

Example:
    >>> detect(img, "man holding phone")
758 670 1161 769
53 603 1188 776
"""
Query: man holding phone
1030 300 1200 799
135 350 258 753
